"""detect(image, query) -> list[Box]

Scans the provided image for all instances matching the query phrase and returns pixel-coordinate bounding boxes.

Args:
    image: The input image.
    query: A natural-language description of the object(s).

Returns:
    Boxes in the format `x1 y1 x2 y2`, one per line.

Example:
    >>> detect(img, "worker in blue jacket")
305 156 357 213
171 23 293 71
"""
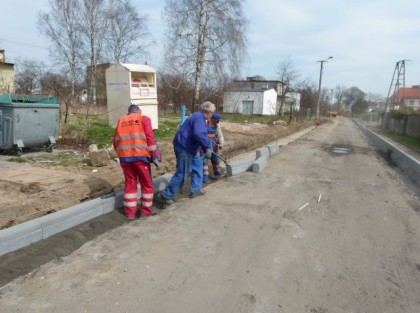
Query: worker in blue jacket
158 101 215 205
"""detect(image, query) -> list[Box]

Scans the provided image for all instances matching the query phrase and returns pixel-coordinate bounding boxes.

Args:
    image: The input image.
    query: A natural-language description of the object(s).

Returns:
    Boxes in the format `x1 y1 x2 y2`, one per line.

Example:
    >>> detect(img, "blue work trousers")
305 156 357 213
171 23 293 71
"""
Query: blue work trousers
162 145 203 200
190 153 204 193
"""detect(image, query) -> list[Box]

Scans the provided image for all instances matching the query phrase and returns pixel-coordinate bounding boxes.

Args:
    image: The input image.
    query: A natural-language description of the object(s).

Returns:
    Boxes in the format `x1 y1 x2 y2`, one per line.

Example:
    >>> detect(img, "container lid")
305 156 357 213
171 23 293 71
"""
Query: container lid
0 94 60 106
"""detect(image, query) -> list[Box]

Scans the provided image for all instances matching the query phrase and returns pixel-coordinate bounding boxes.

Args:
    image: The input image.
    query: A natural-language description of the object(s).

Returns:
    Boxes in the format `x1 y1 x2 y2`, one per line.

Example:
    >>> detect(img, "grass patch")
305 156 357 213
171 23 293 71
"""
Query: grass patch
86 124 115 148
62 114 114 148
220 112 288 124
155 118 180 140
8 152 85 167
7 157 33 164
63 113 180 146
386 132 420 151
59 110 299 149
46 152 84 167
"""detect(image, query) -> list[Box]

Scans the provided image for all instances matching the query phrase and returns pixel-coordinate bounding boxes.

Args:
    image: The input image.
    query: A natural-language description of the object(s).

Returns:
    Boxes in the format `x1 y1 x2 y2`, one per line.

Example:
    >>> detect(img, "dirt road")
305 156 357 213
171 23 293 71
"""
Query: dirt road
1 117 419 312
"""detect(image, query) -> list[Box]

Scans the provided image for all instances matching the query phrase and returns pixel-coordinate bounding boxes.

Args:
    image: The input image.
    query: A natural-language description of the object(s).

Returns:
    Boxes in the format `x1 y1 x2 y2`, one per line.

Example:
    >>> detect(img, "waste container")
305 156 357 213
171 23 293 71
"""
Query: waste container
0 94 60 156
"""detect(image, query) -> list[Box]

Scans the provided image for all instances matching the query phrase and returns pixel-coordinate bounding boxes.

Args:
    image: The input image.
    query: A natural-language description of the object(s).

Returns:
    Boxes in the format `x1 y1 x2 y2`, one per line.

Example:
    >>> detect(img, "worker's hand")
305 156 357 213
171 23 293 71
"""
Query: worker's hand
153 159 162 170
206 148 212 158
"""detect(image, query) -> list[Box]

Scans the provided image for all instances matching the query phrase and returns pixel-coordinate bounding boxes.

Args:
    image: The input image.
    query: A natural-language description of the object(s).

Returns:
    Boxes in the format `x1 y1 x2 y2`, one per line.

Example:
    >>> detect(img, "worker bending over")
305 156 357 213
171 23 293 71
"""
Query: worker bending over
114 104 161 220
158 101 215 205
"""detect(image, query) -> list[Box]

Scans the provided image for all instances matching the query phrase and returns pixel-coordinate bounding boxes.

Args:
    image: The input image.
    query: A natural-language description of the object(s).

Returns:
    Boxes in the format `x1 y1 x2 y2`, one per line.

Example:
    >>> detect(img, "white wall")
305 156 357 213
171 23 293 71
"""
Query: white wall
223 89 278 115
262 89 277 115
404 98 420 110
223 91 262 114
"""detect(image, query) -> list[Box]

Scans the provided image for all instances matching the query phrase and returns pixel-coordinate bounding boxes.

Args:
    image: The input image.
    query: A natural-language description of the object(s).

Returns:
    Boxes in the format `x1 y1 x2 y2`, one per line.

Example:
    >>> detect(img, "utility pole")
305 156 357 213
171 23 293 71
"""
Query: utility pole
316 56 333 119
385 59 408 111
330 89 334 107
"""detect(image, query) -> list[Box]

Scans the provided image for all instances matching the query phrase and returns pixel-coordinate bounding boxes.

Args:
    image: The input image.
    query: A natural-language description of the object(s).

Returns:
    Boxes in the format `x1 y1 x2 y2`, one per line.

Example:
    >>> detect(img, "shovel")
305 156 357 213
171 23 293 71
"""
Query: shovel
211 150 229 166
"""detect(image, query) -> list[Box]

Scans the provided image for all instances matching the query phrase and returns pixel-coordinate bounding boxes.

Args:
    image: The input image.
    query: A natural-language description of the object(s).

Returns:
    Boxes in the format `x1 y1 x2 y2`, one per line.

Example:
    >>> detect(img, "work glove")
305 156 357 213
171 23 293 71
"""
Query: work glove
206 148 212 158
153 159 162 170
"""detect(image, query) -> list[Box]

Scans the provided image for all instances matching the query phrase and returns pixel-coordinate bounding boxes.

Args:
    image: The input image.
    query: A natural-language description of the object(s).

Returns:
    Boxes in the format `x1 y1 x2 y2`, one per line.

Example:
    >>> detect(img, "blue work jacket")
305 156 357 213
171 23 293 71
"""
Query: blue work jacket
173 110 210 154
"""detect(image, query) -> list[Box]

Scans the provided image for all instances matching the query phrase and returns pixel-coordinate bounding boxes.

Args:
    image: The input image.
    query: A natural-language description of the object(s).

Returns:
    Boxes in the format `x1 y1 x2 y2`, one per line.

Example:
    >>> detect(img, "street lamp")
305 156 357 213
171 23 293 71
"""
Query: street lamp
316 56 333 119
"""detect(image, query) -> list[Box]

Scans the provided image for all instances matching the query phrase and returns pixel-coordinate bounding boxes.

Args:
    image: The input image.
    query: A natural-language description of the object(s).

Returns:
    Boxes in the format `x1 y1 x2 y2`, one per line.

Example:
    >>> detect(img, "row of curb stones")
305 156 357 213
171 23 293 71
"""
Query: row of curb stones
226 143 280 176
0 174 173 257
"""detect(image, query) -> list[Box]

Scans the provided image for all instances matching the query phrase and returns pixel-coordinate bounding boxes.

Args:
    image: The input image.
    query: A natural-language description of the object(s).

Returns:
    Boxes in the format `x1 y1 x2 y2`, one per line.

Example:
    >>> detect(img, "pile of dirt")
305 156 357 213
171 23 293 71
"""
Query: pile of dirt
0 119 317 229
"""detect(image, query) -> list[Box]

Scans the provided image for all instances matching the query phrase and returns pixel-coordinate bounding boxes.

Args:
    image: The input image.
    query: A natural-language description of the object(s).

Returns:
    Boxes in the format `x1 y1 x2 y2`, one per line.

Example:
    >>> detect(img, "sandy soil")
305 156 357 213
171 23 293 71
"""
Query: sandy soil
0 119 316 229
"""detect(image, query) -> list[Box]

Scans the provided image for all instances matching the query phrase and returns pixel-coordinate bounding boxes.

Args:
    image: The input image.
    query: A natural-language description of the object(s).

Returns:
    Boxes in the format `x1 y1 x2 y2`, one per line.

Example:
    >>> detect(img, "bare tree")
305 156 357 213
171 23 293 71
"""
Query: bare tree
79 0 116 104
366 92 385 109
158 72 194 112
276 57 299 116
296 79 318 117
334 85 346 107
319 86 332 116
343 86 366 109
366 92 384 103
38 0 83 107
163 0 248 111
14 59 50 94
104 0 153 63
41 73 75 123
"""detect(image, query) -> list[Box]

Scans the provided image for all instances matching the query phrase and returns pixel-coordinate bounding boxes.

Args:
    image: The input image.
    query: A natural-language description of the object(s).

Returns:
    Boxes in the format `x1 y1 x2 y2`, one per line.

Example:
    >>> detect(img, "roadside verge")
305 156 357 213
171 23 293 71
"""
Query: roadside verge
354 119 420 189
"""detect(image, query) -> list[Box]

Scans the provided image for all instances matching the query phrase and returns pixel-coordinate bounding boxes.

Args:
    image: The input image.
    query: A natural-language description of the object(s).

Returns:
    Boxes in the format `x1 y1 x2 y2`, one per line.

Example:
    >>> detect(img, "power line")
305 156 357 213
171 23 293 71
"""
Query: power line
0 37 48 50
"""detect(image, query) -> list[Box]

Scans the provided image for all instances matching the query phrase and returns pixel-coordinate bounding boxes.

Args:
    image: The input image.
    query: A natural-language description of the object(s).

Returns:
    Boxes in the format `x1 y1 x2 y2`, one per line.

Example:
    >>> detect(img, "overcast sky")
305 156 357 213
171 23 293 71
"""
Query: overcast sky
1 0 419 97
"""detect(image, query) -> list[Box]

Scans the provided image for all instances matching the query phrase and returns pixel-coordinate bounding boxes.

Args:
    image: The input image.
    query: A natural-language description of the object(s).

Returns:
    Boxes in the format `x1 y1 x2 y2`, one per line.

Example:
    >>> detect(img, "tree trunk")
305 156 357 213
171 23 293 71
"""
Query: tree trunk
192 5 208 112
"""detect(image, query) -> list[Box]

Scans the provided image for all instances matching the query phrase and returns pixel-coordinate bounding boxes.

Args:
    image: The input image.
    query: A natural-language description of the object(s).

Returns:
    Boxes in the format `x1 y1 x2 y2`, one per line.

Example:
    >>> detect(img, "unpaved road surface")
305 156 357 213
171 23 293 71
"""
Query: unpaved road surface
1 117 419 313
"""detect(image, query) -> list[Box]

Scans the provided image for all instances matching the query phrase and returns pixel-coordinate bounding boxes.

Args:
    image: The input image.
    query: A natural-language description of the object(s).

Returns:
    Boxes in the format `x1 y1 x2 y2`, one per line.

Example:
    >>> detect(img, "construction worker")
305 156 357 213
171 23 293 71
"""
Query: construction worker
203 112 225 182
158 101 215 205
113 104 161 220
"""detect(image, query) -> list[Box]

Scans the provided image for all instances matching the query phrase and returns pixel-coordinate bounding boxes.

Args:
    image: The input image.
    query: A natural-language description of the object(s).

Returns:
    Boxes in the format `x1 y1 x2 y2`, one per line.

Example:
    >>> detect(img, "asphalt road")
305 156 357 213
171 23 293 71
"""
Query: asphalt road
1 117 419 313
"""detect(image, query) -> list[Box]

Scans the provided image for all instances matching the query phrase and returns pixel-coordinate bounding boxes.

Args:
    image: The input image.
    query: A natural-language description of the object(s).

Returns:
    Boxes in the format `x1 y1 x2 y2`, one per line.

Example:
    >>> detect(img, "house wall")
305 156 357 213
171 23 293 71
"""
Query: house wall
262 89 277 115
223 89 277 115
233 79 284 95
283 92 301 113
0 63 15 94
403 98 420 110
223 91 263 114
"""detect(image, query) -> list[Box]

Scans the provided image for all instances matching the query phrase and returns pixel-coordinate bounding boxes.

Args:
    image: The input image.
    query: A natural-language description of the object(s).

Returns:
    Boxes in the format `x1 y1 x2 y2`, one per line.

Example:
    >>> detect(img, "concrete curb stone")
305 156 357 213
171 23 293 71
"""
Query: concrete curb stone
256 147 270 159
265 144 280 156
0 220 43 256
226 160 254 176
252 156 268 173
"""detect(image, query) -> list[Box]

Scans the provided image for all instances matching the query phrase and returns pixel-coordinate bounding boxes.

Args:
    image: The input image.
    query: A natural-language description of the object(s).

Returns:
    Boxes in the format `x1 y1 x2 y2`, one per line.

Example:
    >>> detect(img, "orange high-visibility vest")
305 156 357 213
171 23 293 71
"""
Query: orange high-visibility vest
114 114 153 158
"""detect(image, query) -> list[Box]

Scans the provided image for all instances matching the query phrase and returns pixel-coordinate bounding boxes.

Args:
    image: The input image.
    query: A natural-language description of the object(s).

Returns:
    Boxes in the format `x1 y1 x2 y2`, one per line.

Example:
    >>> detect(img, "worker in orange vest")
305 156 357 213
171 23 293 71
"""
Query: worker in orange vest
114 104 161 220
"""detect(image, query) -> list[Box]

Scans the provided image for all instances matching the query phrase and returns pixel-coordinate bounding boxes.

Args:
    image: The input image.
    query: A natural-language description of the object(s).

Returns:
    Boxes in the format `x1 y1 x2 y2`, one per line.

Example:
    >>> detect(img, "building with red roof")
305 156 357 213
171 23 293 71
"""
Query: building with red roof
392 85 420 110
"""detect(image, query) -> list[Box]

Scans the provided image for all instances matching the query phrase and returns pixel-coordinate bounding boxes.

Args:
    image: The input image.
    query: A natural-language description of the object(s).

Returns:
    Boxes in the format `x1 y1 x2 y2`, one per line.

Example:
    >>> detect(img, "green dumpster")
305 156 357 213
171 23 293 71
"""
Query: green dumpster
0 94 60 156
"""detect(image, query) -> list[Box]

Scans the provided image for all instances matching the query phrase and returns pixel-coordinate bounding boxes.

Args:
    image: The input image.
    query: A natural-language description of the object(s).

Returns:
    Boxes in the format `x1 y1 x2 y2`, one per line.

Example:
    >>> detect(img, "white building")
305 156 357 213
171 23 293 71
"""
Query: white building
283 91 301 113
223 89 277 115
222 77 301 115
